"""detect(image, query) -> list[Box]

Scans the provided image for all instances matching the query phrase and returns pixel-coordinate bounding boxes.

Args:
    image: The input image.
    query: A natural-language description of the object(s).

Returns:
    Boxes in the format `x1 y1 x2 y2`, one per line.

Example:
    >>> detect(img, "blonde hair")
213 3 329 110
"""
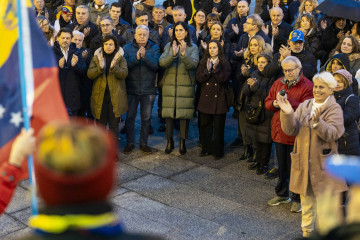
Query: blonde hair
333 73 350 88
313 72 337 89
37 122 107 174
298 0 319 14
244 35 273 66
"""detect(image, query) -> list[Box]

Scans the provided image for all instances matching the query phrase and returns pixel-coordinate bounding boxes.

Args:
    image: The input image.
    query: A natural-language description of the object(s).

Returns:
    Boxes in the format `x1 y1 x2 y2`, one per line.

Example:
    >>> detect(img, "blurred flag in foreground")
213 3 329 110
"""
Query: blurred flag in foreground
0 0 68 179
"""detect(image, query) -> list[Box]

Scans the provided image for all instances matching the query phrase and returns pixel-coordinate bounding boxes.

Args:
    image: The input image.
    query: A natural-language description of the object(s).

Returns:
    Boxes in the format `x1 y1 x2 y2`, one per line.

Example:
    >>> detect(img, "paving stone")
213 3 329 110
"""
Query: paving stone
123 174 243 220
213 205 299 239
110 187 129 197
198 225 258 240
0 214 26 236
126 151 198 177
171 165 275 209
114 162 148 185
113 192 224 238
4 187 30 213
221 161 278 186
0 227 32 240
112 205 172 237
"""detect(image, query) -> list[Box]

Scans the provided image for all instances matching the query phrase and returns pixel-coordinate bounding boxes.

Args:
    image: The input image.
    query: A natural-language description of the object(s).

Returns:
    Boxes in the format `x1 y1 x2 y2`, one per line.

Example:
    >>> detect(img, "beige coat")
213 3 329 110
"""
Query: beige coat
280 95 348 196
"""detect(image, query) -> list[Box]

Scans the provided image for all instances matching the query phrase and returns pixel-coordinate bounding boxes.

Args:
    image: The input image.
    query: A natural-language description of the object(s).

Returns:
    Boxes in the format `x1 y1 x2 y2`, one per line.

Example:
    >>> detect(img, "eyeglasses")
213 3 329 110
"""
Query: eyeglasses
283 67 298 73
293 41 304 45
101 24 111 28
245 21 254 25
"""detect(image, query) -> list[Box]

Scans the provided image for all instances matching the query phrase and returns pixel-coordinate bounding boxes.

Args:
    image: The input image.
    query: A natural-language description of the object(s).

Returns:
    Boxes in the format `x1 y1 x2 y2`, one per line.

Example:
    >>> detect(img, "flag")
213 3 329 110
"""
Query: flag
0 0 69 179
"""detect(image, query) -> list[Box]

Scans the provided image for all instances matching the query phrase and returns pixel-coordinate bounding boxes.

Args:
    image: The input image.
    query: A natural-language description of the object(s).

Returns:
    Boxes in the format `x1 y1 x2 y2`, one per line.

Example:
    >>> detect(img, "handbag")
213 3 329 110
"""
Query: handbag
245 98 265 124
224 85 234 107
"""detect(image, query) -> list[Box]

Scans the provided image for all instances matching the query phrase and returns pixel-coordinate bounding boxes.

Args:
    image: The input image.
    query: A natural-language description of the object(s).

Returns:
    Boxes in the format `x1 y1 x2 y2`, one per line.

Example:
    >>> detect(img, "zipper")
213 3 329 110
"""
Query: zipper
174 56 179 118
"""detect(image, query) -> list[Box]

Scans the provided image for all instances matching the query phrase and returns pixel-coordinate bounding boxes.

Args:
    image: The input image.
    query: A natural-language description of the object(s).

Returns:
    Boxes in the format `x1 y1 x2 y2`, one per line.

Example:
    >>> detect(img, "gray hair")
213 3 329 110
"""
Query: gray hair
136 25 149 33
247 14 263 29
281 56 302 69
101 16 113 24
269 7 283 16
313 72 337 89
76 5 89 13
72 30 84 39
153 4 165 11
173 6 185 13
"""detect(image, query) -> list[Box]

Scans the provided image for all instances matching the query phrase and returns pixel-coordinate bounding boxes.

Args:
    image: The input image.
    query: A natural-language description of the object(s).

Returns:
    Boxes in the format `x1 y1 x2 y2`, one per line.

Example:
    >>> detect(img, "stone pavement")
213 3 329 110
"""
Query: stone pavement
0 102 302 240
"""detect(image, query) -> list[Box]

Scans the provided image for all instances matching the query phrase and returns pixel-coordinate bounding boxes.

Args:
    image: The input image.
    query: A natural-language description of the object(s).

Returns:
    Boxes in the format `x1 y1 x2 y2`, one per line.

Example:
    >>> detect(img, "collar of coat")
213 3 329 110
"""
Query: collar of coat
94 47 124 60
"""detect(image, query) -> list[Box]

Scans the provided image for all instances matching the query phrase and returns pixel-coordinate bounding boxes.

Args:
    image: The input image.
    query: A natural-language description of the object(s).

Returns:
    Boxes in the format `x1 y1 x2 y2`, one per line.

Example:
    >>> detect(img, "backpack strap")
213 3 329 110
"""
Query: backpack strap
345 94 355 105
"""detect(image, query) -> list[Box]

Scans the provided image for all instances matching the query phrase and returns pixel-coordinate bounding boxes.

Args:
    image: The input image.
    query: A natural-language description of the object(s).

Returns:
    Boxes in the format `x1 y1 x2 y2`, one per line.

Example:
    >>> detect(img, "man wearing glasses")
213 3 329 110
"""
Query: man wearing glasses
277 30 317 80
90 17 126 54
265 56 313 213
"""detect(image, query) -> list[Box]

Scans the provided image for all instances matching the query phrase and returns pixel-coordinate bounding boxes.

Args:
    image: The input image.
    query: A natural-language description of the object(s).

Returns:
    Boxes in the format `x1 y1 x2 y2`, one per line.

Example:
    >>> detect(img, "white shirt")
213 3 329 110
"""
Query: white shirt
61 47 69 61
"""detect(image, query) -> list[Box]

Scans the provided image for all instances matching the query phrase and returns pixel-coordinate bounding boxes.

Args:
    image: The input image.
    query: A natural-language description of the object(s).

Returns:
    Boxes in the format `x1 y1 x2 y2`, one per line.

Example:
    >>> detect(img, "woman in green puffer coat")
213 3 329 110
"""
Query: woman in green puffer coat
159 21 199 155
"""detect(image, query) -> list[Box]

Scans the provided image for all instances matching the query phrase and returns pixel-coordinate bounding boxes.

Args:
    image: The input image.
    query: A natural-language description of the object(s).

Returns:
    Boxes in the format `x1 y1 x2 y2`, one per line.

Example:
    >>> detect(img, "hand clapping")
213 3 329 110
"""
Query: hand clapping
172 40 179 56
179 40 187 56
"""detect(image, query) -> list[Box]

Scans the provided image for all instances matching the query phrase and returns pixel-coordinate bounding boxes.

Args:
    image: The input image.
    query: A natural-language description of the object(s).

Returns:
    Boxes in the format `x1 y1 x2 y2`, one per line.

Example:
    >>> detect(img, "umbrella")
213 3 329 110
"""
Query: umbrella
326 154 360 183
316 0 360 22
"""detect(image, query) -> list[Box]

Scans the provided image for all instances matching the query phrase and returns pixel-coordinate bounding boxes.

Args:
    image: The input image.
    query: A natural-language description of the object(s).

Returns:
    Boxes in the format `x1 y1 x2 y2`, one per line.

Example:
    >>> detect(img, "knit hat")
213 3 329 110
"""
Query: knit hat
56 6 73 19
34 121 116 206
333 69 353 86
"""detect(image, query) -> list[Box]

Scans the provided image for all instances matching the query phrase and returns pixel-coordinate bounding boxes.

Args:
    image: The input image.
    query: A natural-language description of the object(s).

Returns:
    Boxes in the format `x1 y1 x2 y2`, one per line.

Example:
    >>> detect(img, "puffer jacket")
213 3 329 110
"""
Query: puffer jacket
87 48 128 119
243 64 277 143
304 28 321 56
159 42 199 119
123 40 160 95
265 73 313 145
334 87 360 156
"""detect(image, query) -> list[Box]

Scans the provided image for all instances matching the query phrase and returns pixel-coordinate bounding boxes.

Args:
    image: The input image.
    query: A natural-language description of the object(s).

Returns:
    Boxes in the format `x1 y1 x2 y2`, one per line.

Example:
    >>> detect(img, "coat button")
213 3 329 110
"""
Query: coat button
215 95 217 98
206 94 208 96
206 83 209 85
215 83 217 86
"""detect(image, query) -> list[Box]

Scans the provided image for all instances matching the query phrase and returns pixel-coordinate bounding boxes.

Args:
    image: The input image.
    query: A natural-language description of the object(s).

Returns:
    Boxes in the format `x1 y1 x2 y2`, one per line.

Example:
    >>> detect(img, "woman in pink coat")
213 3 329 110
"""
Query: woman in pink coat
277 71 348 237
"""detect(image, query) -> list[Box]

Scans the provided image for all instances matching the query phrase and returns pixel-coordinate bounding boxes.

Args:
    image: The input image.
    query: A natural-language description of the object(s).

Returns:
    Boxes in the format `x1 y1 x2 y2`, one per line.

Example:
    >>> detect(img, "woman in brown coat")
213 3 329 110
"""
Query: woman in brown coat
196 40 231 159
277 71 348 237
87 35 128 138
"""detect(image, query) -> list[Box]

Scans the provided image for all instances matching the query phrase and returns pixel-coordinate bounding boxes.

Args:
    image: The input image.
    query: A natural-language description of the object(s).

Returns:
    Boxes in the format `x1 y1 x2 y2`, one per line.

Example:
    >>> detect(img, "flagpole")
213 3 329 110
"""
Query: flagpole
16 0 38 215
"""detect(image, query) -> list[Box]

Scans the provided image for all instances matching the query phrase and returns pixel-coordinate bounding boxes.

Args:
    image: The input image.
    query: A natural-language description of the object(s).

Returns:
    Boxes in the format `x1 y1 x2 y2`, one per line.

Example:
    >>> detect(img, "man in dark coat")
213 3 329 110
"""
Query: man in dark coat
224 0 249 52
123 11 161 46
109 2 131 38
53 28 86 117
193 0 232 23
90 17 126 54
236 14 271 49
321 18 352 59
67 5 99 48
263 7 292 53
160 6 197 50
123 25 160 154
34 0 55 24
163 0 192 24
273 30 317 80
150 4 171 39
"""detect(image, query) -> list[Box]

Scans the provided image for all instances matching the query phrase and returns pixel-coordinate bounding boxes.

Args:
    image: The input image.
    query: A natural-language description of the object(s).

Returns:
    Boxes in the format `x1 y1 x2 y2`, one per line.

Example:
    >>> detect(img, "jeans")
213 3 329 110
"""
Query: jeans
125 94 155 145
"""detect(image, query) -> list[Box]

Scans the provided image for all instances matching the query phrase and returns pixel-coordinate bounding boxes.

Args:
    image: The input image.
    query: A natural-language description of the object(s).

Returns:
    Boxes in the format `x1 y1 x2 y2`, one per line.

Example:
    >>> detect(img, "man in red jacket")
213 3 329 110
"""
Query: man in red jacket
0 129 35 214
265 56 313 213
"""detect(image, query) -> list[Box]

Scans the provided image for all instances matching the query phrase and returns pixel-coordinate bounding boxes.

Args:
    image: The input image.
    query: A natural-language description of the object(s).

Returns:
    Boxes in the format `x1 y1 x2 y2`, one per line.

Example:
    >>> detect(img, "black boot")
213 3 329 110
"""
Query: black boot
165 138 174 154
179 138 187 155
240 145 253 161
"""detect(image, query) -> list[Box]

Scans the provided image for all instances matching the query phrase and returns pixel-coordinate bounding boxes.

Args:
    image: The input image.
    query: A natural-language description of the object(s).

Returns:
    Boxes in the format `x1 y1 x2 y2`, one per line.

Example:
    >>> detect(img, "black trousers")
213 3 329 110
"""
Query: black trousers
97 89 120 140
255 142 272 168
239 110 252 145
166 118 189 139
199 112 226 157
275 143 300 202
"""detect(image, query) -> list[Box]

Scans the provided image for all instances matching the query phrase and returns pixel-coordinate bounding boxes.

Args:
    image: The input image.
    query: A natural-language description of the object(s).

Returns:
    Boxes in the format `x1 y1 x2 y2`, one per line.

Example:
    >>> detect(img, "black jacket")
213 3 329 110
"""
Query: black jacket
90 31 126 55
123 27 161 46
123 40 160 95
264 20 293 53
334 87 360 156
53 42 86 112
304 28 321 56
260 4 288 23
194 0 231 23
321 21 352 53
242 65 277 143
163 0 193 23
236 30 271 50
68 21 99 49
224 15 247 52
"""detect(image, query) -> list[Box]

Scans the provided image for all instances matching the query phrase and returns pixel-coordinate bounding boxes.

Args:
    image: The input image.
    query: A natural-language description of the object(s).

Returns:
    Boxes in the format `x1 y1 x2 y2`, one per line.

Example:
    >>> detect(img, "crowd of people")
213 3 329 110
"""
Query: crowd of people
28 0 360 237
